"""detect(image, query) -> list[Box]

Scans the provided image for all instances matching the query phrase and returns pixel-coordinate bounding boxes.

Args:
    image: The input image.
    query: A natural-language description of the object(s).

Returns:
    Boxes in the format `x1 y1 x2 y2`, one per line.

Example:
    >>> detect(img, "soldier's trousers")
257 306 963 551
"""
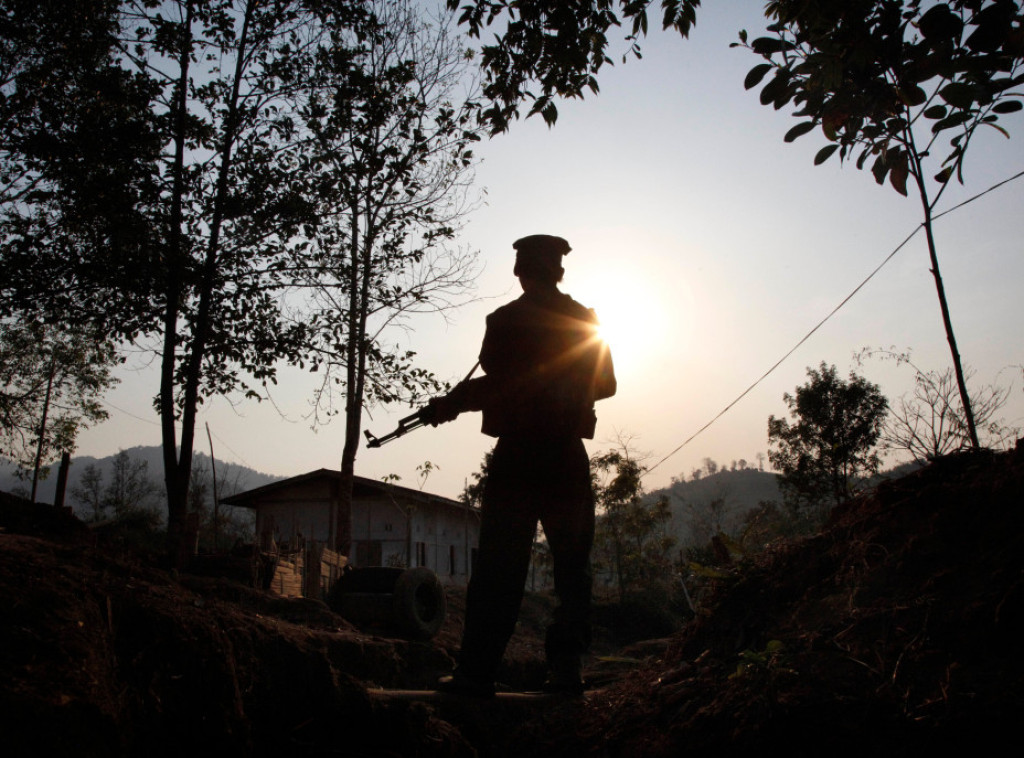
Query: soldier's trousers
456 435 595 682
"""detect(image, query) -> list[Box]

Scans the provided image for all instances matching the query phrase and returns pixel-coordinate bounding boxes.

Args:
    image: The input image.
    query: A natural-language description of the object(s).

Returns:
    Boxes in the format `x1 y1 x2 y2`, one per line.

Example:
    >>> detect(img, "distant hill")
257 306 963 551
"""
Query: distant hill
648 461 926 550
647 468 782 550
0 445 283 519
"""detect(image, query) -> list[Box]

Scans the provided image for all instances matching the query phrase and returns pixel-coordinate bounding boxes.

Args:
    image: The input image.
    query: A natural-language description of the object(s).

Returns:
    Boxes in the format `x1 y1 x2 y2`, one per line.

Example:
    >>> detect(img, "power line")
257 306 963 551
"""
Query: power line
205 428 257 472
104 400 160 426
103 401 257 471
643 168 1024 479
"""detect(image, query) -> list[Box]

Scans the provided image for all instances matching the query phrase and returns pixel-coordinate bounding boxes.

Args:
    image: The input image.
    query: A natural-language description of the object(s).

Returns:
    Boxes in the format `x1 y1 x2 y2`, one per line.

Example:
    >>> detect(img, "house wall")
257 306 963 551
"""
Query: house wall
254 478 336 549
253 480 479 588
350 494 479 585
407 500 479 584
350 494 408 569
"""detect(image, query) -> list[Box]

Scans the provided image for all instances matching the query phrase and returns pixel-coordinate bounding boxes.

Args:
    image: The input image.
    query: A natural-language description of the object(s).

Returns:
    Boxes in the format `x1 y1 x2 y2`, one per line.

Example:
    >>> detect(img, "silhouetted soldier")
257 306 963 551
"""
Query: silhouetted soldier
425 234 616 696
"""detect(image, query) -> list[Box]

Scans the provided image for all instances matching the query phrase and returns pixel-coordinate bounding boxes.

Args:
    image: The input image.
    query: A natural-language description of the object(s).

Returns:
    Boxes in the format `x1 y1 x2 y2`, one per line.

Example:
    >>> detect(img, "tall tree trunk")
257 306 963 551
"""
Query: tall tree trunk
161 2 194 566
911 163 980 451
334 203 364 556
163 0 256 567
30 354 56 502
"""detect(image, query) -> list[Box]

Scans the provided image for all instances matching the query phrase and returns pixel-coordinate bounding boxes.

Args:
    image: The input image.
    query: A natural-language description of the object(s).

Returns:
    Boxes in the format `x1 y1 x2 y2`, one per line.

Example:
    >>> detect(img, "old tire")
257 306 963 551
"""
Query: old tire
331 566 402 595
391 567 447 641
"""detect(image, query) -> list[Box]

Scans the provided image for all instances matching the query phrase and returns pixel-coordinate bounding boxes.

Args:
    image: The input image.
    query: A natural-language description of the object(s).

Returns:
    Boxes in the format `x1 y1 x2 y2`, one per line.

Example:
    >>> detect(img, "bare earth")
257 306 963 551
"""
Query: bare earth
2 444 1022 757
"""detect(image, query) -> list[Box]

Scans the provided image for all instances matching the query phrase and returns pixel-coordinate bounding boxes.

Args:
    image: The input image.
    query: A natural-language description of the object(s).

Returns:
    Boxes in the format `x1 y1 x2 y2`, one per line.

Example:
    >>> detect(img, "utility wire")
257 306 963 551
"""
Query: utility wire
643 168 1024 479
104 400 159 426
100 169 1024 481
103 400 256 471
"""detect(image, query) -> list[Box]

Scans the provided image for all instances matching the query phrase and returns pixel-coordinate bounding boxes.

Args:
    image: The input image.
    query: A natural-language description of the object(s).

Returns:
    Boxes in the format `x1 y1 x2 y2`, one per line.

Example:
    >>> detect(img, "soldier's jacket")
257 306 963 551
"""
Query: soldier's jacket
454 289 616 439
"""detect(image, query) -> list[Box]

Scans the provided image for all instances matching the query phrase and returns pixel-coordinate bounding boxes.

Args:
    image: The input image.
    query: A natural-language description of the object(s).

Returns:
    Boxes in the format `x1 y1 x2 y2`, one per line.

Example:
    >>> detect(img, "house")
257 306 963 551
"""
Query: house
221 469 480 597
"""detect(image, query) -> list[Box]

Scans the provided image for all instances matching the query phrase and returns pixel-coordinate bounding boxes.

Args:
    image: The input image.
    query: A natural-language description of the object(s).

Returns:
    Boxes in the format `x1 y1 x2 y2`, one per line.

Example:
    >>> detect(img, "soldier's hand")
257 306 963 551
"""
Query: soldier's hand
423 394 460 426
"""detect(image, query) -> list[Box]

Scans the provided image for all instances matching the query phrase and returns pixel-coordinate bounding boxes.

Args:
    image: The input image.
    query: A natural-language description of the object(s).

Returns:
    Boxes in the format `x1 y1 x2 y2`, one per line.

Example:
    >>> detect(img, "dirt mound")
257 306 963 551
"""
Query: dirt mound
2 446 1021 756
514 445 1024 757
0 498 466 756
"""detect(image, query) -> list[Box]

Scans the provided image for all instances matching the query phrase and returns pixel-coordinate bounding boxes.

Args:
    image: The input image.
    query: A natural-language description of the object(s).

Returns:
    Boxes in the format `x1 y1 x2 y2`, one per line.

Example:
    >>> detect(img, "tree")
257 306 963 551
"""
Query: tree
737 0 1024 451
460 448 494 509
591 445 676 604
0 0 160 339
446 0 703 131
120 0 370 566
2 1 465 565
0 321 119 492
186 458 255 551
768 363 888 520
2 0 354 560
104 450 161 517
73 464 107 522
71 450 161 521
858 348 1018 459
296 0 484 553
681 493 732 550
886 365 1018 459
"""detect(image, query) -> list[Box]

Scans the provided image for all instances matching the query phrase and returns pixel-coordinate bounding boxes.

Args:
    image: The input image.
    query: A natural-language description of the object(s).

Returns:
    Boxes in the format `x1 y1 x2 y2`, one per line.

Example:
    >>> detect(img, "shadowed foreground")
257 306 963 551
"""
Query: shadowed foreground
2 444 1022 756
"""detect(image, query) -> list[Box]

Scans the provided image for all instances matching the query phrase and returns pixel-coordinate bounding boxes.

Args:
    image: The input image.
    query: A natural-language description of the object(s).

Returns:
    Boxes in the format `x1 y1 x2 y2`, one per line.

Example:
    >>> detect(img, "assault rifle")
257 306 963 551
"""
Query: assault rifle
363 362 480 449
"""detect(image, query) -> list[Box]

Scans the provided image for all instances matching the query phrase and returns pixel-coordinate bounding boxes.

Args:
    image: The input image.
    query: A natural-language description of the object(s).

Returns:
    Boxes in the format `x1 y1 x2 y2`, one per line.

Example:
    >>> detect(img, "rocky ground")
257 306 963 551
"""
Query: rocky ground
2 443 1022 757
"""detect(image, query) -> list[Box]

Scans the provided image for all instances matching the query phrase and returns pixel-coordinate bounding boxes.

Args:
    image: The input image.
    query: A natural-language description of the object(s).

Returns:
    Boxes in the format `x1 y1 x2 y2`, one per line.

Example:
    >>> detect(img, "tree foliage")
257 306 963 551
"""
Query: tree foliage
460 448 493 508
72 450 161 522
737 0 1024 191
0 0 162 339
1 0 479 564
446 0 703 131
768 363 888 519
274 0 485 551
591 445 676 604
299 0 481 422
0 321 119 476
2 0 364 559
738 1 1024 452
295 0 484 549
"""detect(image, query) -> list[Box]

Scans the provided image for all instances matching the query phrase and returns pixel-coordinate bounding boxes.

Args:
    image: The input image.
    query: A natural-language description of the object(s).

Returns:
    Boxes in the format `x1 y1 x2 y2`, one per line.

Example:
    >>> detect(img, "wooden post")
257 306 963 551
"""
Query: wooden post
52 452 71 509
206 423 220 552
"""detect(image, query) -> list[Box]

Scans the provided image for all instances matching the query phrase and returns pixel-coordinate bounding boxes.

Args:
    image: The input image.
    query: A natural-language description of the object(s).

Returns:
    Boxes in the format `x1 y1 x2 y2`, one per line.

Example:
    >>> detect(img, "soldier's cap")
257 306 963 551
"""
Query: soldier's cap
512 234 571 279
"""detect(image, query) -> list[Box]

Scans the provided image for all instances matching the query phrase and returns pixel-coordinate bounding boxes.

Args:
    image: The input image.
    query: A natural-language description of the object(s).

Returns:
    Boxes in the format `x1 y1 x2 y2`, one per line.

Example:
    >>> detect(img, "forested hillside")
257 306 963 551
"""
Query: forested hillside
0 446 281 517
649 467 781 550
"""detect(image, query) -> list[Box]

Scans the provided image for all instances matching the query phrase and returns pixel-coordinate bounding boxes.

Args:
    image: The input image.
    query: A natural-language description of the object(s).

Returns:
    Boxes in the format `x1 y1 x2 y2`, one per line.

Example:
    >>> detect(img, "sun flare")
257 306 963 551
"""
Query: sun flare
573 269 671 377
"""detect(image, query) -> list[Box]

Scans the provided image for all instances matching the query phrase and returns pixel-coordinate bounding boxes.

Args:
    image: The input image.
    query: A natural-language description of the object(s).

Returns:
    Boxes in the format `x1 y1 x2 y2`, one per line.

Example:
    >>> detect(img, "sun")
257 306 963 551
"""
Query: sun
573 270 670 377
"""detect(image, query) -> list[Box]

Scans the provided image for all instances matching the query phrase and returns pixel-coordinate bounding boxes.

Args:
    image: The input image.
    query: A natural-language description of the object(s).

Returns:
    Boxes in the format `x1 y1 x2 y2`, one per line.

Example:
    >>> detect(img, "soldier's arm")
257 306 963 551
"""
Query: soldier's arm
586 308 616 401
593 342 616 401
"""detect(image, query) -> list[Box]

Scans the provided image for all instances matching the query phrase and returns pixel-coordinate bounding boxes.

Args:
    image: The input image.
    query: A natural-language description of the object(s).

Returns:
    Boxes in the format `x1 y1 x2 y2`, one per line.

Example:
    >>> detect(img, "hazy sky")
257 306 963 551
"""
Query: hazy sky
79 1 1024 500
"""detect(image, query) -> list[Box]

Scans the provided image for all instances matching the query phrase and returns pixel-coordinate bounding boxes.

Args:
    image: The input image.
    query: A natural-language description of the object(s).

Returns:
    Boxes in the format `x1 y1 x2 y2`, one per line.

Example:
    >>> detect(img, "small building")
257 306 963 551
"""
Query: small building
221 469 480 597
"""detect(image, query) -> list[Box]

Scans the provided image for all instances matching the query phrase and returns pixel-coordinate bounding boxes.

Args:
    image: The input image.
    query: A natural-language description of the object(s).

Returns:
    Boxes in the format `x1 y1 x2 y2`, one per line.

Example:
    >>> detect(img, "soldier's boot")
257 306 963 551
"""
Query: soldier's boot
437 671 496 699
542 654 584 695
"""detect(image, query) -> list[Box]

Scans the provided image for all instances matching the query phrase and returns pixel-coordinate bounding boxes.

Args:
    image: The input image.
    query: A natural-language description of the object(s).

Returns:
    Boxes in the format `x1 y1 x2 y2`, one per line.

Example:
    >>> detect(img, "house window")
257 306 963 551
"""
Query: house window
449 545 457 576
355 540 383 567
415 541 427 567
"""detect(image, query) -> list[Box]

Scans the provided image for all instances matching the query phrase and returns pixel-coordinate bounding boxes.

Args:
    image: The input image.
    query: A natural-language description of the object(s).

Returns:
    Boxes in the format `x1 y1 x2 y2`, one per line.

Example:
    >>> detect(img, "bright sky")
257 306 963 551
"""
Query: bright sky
79 1 1024 500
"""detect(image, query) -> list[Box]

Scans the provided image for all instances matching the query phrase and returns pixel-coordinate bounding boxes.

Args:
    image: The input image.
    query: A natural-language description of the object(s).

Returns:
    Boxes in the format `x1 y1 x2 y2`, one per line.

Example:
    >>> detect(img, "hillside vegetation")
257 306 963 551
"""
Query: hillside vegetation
0 446 282 514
